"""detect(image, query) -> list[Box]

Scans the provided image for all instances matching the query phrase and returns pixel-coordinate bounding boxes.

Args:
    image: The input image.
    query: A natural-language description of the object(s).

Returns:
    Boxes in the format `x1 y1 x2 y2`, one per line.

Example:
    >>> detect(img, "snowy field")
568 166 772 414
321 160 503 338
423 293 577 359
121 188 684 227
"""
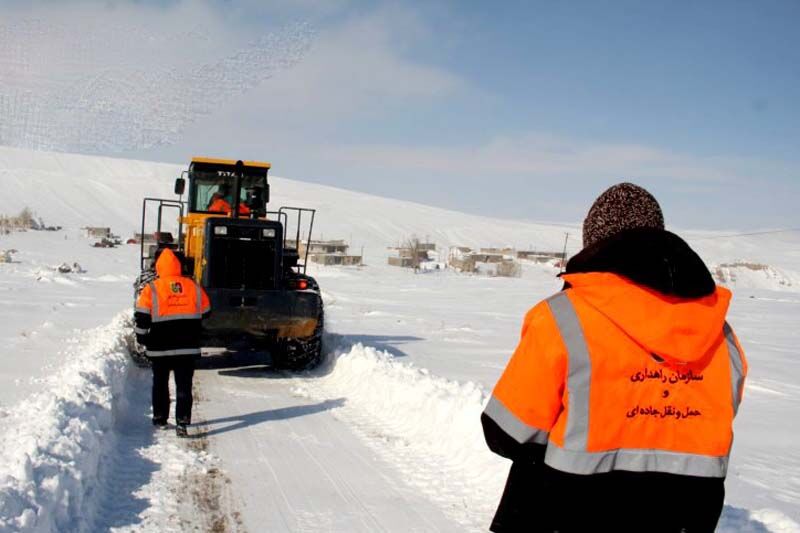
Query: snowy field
1 146 799 532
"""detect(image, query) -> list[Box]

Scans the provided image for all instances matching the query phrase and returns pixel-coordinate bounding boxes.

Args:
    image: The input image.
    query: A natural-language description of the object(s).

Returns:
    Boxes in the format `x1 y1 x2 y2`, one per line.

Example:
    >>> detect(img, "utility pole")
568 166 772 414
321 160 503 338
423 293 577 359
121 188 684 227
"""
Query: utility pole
560 232 570 274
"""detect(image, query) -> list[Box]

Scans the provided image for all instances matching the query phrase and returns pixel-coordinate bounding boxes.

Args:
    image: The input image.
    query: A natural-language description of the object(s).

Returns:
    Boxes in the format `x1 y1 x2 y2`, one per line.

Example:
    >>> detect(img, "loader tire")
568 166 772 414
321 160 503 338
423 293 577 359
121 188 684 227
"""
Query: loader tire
272 309 324 371
126 334 151 368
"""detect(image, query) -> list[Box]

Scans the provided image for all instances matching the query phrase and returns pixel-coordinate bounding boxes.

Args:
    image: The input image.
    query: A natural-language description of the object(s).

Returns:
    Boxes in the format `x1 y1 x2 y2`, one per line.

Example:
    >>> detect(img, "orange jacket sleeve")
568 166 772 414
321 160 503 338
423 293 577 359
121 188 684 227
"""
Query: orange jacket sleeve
135 284 153 314
485 300 567 444
208 197 231 214
199 285 211 317
134 284 153 340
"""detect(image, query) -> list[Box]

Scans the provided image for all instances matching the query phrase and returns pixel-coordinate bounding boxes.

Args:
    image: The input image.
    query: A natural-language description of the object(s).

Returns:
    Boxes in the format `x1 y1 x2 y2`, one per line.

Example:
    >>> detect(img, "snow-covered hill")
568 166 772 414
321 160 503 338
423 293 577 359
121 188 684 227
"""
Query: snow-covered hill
3 145 798 287
1 146 799 532
0 145 572 252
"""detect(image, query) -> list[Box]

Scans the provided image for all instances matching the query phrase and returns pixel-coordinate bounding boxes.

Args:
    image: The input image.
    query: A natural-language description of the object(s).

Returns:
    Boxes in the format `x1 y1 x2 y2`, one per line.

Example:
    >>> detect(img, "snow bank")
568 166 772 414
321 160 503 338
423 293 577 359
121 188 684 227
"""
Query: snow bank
295 339 507 530
0 312 132 532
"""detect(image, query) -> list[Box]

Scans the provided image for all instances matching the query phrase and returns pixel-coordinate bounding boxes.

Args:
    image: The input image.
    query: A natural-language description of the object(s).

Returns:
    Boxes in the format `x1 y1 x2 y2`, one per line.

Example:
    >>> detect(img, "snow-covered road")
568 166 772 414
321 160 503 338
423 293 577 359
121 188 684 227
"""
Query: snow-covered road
194 353 458 532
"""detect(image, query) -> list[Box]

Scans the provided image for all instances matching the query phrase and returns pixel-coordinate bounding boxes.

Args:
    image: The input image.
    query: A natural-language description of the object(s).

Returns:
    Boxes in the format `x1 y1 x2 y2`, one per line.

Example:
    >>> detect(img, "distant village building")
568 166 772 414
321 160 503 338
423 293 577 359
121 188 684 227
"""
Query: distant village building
516 250 566 263
448 246 521 277
399 247 431 260
480 247 515 256
300 240 348 256
387 240 438 269
299 239 362 266
387 256 417 268
131 232 158 245
84 227 112 239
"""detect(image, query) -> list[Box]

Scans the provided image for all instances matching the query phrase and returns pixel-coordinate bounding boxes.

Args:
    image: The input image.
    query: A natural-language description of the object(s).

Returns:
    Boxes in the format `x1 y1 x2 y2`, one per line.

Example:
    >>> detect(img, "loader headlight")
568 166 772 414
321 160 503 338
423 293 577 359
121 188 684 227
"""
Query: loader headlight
214 226 228 235
262 228 276 238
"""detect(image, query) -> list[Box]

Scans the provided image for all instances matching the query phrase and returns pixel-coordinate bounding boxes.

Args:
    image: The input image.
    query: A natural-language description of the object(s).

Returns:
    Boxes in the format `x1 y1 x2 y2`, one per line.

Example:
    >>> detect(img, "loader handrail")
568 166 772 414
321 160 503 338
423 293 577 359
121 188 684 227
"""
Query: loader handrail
278 206 316 275
139 198 185 272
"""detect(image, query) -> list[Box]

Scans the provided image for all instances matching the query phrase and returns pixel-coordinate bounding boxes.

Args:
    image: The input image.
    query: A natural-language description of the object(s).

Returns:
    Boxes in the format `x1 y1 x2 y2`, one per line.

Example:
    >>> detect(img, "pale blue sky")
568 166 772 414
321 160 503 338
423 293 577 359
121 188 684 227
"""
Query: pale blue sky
3 0 799 229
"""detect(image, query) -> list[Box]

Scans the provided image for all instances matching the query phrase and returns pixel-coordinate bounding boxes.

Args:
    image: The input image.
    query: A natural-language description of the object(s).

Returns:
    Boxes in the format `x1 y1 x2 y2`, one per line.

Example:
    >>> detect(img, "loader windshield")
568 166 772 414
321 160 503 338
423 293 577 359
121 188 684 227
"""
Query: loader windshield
189 171 267 214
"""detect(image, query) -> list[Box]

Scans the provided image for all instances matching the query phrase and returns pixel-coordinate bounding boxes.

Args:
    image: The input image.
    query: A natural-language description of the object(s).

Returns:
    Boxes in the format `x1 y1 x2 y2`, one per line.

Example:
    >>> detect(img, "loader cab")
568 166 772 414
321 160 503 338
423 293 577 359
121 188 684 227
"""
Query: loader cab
183 158 271 218
175 158 284 289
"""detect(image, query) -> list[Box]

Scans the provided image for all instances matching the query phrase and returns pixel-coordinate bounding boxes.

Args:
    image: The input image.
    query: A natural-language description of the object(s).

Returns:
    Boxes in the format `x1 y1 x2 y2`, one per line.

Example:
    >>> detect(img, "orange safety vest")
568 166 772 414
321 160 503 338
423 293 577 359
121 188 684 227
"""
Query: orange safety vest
484 272 747 478
208 196 250 216
135 249 210 329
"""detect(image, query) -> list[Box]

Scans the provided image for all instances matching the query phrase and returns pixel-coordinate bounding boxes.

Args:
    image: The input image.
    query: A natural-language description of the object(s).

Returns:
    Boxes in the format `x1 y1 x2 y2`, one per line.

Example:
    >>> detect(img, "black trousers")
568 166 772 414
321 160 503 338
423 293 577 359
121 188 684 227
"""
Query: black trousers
150 355 195 425
491 461 724 532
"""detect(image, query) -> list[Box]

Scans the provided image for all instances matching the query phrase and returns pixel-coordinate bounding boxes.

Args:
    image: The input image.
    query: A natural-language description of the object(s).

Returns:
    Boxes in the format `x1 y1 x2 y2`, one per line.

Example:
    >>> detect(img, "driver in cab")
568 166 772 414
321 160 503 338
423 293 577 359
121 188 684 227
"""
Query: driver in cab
207 184 251 216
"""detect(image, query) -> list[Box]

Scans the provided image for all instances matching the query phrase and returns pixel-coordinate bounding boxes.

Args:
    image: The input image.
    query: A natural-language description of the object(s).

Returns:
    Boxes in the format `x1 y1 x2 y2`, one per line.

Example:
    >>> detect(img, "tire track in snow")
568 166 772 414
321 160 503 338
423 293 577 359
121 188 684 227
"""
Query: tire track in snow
194 356 456 532
85 366 184 532
88 363 244 532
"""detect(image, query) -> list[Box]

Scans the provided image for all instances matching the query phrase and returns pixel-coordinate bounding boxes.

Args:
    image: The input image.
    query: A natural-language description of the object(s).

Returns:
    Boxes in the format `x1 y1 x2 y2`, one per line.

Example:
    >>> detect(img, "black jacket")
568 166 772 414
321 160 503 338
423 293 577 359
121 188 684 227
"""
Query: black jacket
482 228 724 533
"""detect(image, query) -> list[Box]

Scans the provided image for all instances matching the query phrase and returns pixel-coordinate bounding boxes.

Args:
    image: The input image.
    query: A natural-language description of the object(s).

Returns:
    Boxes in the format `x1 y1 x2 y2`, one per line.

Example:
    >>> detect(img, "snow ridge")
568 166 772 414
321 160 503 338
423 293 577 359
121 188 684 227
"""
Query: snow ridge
294 338 507 531
0 312 132 531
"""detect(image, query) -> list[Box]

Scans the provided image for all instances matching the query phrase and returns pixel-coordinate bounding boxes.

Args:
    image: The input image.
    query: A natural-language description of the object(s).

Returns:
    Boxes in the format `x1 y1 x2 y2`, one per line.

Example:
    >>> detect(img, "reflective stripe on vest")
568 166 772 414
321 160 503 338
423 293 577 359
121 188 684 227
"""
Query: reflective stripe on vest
544 291 730 478
483 396 549 445
546 292 591 451
724 322 745 416
149 282 159 317
146 348 201 357
151 313 204 323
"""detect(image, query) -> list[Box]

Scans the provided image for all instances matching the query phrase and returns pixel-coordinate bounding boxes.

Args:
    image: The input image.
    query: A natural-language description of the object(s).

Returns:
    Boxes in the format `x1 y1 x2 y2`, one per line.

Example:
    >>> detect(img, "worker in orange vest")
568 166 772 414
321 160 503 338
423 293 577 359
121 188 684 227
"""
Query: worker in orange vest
134 248 211 437
482 183 747 532
207 184 251 216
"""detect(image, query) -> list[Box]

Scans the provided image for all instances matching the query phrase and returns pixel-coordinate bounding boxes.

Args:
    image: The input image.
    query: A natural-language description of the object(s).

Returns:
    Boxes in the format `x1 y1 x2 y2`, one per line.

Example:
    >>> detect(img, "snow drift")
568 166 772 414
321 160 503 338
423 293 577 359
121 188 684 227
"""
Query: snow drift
293 339 506 530
0 313 132 531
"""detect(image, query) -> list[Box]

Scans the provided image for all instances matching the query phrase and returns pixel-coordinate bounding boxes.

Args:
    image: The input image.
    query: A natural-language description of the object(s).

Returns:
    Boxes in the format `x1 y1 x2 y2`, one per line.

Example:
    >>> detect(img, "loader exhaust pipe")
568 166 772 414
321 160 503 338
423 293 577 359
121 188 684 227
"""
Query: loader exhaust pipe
232 160 244 219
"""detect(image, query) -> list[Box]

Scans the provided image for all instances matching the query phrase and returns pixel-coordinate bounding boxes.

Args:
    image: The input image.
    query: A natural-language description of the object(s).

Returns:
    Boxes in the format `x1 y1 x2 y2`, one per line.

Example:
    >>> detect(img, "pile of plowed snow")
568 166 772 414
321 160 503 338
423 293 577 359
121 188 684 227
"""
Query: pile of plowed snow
0 313 132 530
0 312 218 532
292 340 505 530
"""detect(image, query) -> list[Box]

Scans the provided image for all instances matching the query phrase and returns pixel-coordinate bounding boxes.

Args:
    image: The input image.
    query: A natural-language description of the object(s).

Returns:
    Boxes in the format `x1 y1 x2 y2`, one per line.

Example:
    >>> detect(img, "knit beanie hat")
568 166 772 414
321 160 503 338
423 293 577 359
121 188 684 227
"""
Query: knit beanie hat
582 183 664 249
